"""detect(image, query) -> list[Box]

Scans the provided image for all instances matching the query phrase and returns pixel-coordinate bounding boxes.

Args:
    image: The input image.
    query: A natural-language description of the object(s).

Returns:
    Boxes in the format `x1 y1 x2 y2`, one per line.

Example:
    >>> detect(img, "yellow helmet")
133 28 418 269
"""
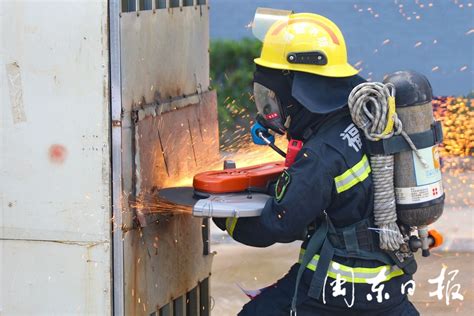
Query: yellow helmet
253 10 358 78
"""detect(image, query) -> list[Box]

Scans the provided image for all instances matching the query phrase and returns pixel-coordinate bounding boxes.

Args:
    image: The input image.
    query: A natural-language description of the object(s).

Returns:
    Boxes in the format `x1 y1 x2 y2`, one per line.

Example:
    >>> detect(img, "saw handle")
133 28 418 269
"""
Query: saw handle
193 161 286 194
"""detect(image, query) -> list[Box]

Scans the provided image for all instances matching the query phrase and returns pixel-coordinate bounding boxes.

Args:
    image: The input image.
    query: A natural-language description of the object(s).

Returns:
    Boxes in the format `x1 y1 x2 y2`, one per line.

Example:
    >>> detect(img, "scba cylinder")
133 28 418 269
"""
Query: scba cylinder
383 71 444 227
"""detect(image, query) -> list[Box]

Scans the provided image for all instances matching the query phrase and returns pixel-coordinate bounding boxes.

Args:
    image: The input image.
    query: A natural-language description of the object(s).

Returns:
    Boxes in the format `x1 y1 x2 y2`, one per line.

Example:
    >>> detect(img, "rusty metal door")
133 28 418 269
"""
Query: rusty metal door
109 1 217 315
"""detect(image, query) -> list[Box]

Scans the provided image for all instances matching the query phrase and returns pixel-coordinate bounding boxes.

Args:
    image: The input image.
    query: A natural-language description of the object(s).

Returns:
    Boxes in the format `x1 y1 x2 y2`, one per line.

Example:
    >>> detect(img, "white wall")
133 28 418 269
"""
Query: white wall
0 1 111 314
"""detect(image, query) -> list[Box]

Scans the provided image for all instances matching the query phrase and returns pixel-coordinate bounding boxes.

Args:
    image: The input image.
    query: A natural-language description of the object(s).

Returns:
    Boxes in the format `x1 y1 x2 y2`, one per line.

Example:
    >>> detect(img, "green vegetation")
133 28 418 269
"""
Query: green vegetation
210 38 261 133
210 38 474 153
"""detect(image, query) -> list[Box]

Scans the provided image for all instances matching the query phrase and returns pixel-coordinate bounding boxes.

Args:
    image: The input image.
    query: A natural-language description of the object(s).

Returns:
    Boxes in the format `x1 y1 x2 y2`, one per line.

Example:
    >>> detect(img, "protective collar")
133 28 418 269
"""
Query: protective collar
292 72 366 114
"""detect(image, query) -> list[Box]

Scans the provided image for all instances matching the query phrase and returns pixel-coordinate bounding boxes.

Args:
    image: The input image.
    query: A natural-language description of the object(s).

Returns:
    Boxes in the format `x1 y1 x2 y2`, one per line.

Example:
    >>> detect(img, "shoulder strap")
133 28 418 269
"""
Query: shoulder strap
291 212 333 315
365 120 443 155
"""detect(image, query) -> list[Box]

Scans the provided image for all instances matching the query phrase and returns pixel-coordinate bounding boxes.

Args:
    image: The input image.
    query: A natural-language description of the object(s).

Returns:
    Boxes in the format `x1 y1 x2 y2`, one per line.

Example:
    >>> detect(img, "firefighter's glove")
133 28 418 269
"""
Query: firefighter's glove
251 122 275 145
265 179 278 197
212 218 227 231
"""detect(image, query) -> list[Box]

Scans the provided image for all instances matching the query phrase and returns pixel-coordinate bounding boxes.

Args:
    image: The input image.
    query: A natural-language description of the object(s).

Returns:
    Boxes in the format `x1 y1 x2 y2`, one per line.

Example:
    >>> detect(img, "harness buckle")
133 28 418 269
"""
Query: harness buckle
290 309 297 316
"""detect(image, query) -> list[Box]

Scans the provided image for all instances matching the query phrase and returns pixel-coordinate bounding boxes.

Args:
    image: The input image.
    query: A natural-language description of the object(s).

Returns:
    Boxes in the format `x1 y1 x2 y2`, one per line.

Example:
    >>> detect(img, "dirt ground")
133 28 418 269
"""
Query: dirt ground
210 242 474 315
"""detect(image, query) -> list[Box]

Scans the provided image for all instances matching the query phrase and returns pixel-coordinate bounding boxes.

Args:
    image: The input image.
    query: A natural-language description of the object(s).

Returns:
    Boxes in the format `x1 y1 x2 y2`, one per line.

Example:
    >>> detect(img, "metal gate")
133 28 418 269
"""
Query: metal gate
109 0 217 315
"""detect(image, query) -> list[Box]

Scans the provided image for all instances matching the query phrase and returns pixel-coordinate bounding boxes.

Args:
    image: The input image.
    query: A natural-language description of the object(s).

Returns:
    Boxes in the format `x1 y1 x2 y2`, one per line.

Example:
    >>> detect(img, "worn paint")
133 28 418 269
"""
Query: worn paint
135 91 218 194
125 91 217 313
5 62 27 124
136 94 201 122
120 7 210 111
113 4 215 315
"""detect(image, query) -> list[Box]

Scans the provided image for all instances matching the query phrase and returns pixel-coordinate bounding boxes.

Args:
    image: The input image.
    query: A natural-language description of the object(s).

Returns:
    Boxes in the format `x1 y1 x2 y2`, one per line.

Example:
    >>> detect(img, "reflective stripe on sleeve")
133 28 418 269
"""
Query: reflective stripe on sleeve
299 249 404 284
334 155 371 193
225 217 238 237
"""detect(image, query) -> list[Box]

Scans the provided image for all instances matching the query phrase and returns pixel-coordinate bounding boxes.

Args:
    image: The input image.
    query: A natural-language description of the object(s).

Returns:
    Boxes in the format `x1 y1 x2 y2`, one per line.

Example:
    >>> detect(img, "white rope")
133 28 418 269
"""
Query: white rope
347 82 408 251
348 83 428 166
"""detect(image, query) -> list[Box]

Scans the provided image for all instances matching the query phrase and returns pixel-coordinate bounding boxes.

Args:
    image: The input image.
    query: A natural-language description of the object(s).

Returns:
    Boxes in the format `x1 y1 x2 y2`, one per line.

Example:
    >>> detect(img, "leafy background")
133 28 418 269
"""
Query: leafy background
210 39 473 158
210 39 261 136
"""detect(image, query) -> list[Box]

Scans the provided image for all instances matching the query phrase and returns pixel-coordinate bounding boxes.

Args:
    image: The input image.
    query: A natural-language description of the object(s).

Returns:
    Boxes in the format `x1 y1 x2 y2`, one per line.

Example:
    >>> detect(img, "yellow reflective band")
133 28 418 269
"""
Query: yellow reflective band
334 155 371 193
381 96 396 137
299 249 404 284
225 217 238 237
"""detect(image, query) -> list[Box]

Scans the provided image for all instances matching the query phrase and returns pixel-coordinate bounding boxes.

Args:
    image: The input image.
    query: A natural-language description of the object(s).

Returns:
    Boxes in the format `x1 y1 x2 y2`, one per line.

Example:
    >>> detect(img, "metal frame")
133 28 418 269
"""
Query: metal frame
122 0 205 11
109 0 125 315
109 2 212 314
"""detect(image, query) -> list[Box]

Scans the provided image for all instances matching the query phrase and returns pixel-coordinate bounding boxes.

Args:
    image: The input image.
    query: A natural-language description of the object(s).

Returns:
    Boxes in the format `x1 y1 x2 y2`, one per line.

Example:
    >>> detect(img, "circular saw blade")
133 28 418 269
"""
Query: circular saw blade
157 187 199 207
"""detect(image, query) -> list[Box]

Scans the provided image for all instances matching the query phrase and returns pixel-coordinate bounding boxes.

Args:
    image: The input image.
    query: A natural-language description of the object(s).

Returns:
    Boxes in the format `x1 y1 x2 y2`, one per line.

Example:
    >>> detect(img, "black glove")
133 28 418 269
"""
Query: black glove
212 217 227 231
265 179 278 197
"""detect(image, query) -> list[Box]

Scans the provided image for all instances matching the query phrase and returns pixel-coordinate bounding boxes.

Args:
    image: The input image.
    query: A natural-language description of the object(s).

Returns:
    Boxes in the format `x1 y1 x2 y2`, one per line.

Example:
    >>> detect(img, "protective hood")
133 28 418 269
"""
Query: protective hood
253 65 325 140
253 65 364 140
286 102 328 141
292 72 366 114
253 65 294 134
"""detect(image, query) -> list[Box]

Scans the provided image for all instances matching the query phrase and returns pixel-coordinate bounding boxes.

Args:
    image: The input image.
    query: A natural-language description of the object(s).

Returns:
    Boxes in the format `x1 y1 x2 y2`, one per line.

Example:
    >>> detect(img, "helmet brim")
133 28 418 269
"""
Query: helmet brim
254 58 359 78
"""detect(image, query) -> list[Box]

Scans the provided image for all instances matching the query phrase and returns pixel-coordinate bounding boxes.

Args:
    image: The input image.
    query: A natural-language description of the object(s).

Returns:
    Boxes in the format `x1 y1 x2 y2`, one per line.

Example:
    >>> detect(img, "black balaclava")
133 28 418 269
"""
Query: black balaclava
253 65 326 140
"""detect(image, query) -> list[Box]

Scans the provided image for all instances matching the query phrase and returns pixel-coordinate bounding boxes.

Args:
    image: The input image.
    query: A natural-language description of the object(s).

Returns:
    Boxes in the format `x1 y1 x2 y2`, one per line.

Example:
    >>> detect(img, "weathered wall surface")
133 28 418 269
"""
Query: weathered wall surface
0 1 111 314
124 91 218 315
135 92 219 190
120 8 210 110
117 4 218 315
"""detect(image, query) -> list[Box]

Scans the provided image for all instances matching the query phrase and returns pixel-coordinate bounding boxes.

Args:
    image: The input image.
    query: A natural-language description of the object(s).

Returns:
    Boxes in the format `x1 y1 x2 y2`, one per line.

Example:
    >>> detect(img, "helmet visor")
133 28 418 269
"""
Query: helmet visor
252 7 292 43
253 82 286 134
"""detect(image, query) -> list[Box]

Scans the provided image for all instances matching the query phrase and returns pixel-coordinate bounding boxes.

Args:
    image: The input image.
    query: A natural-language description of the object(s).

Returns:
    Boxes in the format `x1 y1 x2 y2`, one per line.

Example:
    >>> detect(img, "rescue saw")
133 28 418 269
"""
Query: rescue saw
158 161 286 218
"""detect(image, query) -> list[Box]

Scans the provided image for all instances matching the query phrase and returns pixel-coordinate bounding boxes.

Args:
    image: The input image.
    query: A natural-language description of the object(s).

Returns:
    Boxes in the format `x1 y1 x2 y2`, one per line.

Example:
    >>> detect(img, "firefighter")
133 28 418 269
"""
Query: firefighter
213 9 419 316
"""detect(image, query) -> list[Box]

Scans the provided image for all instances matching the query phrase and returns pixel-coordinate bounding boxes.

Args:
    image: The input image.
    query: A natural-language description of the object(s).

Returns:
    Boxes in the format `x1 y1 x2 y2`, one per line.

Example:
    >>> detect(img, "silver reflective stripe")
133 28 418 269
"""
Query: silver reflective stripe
299 251 404 284
334 155 371 193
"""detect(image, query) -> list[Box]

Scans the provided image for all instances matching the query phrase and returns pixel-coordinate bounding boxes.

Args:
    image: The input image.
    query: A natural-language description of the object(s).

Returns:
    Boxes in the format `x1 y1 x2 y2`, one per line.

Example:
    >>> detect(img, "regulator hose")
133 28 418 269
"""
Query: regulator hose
347 82 424 251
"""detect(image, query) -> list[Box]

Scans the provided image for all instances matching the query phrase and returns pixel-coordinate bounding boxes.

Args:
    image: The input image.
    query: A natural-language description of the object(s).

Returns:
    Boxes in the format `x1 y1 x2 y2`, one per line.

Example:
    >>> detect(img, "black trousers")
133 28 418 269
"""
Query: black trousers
238 264 420 316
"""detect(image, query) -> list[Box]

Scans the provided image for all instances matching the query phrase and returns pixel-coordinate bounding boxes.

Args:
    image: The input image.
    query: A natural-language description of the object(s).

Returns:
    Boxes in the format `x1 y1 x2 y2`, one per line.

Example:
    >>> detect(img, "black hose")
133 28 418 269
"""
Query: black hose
258 131 286 158
269 143 287 158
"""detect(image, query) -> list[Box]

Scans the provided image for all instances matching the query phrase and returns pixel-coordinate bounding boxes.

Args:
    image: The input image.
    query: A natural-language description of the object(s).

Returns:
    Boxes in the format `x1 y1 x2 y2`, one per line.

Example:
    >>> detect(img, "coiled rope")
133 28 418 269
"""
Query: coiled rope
348 82 425 251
